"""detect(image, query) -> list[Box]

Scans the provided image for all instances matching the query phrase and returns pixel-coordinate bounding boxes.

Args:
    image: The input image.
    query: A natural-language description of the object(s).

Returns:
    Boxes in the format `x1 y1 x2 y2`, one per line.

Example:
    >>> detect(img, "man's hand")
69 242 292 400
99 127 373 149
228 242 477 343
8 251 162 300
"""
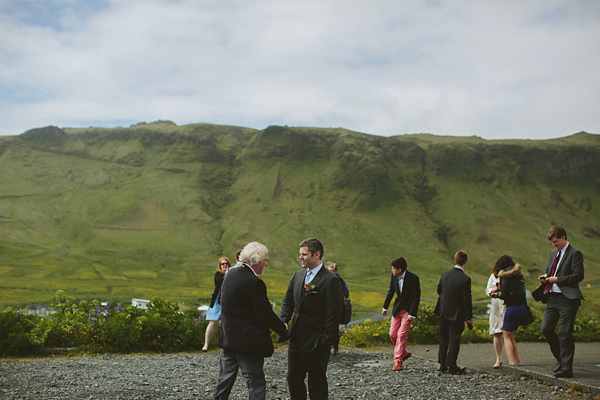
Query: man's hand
538 273 548 282
381 310 388 317
544 276 558 284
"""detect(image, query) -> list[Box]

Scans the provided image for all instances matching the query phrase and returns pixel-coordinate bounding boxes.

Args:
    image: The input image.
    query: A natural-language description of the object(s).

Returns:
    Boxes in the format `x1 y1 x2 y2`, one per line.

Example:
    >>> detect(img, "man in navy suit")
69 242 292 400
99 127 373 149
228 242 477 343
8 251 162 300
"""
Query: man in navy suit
382 257 421 371
280 238 342 400
538 226 584 378
434 250 473 375
214 242 288 400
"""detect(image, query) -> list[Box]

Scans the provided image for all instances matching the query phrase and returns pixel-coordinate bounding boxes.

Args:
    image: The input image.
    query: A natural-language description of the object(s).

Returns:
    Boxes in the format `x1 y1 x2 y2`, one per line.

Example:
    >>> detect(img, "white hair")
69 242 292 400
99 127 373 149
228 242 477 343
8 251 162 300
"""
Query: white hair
239 242 268 266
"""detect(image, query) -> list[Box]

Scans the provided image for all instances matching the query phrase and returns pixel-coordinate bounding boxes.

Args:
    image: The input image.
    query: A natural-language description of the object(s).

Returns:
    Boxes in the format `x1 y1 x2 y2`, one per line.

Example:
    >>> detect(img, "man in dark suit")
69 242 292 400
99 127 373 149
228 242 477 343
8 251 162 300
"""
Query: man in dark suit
382 257 421 371
434 250 473 375
538 226 584 378
214 242 288 400
280 238 343 400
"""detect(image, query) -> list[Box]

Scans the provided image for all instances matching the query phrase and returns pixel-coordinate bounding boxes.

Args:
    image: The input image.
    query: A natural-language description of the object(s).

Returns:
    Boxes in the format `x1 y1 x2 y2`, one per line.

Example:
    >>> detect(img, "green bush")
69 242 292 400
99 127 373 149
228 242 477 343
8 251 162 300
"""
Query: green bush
340 304 600 348
0 308 41 356
24 291 207 355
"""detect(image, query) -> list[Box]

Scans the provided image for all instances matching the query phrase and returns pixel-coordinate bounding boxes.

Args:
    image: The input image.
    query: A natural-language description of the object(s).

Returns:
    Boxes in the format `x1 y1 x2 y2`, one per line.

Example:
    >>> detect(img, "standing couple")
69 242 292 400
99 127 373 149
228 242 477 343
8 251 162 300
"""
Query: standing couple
213 238 343 400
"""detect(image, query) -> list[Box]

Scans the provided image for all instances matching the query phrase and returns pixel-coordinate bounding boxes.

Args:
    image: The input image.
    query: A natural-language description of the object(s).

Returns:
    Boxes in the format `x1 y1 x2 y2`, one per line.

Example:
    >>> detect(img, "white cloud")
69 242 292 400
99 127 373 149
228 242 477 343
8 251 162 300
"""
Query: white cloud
1 0 599 139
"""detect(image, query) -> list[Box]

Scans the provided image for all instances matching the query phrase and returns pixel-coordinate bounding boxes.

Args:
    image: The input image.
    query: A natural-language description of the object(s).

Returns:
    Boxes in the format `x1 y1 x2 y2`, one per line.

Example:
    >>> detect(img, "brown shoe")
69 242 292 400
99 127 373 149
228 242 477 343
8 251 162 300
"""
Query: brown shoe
403 352 412 361
392 364 404 371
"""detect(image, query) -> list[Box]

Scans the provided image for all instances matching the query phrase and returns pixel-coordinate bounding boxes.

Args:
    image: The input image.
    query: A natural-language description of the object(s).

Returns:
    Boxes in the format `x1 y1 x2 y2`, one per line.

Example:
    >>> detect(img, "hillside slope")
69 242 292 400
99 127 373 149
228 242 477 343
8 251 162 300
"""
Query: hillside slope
1 123 598 316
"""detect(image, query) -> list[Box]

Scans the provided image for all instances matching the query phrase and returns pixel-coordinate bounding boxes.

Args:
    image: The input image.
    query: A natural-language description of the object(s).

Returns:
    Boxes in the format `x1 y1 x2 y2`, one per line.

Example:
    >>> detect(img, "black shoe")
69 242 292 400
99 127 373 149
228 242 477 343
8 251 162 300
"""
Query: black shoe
555 370 573 378
552 363 561 373
448 366 467 375
439 365 448 373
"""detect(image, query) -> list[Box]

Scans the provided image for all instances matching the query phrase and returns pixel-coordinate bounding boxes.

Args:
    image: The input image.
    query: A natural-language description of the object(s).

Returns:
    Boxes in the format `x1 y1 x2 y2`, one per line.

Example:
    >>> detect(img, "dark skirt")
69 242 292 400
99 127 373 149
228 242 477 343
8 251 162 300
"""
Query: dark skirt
502 304 526 332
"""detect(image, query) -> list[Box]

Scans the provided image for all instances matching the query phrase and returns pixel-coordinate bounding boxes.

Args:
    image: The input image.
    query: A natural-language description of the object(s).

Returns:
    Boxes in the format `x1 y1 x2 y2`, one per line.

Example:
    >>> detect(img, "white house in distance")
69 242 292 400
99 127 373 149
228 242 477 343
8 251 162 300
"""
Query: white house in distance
132 298 150 309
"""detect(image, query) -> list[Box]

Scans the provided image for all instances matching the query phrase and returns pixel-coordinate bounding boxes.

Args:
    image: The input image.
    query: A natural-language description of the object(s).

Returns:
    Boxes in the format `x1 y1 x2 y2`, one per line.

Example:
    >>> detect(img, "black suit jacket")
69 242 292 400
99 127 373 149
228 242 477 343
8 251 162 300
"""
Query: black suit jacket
546 244 584 300
217 264 287 358
434 267 473 322
383 270 421 317
280 266 343 353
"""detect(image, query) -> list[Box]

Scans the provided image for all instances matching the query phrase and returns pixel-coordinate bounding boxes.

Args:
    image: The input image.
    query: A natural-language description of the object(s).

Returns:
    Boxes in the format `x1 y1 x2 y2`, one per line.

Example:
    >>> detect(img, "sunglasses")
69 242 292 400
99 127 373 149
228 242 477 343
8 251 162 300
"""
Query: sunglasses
220 262 230 266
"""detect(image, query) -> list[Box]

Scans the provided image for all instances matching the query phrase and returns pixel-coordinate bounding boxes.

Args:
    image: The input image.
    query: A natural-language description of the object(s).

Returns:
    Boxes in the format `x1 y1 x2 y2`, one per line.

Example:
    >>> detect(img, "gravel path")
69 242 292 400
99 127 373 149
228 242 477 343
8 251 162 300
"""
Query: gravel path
0 349 586 399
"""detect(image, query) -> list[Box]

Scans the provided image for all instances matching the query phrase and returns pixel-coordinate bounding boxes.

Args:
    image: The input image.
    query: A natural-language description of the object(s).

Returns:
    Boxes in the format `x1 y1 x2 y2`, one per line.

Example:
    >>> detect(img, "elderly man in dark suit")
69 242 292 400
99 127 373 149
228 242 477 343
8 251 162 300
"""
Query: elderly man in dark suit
382 257 421 371
434 250 473 375
538 226 584 378
213 242 288 400
280 238 343 400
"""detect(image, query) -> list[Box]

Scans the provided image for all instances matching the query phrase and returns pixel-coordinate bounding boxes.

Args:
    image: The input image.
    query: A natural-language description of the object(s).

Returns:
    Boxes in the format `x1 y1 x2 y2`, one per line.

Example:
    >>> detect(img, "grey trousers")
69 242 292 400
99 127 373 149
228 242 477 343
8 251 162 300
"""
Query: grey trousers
214 349 266 400
541 293 580 372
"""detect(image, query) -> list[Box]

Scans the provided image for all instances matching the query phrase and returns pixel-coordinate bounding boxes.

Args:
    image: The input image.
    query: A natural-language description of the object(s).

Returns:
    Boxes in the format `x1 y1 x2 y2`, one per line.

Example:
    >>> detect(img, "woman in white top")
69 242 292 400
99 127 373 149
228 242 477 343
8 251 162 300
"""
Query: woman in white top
486 265 506 369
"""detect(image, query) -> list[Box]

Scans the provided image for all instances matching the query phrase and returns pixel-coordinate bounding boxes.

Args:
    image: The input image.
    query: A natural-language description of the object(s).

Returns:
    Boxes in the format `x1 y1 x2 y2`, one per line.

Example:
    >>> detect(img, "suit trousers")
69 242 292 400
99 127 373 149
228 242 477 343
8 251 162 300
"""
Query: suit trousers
438 317 465 369
287 342 331 400
541 293 580 372
389 309 413 366
214 349 266 400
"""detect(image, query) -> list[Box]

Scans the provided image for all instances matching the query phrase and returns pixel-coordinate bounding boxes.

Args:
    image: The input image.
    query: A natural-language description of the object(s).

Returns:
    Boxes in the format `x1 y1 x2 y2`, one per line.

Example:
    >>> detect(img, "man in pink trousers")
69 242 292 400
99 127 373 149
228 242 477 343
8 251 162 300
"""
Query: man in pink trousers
382 257 421 371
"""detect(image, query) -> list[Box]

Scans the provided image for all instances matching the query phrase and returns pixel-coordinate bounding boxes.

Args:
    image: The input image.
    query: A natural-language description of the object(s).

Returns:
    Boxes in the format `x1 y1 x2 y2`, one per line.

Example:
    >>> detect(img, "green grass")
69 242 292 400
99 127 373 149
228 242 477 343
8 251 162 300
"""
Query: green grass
0 124 598 316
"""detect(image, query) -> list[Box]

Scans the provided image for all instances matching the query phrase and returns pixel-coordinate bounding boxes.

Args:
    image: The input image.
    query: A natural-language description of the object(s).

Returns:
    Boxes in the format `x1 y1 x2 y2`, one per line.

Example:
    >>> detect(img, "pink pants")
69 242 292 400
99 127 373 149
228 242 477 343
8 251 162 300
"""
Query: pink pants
389 309 413 366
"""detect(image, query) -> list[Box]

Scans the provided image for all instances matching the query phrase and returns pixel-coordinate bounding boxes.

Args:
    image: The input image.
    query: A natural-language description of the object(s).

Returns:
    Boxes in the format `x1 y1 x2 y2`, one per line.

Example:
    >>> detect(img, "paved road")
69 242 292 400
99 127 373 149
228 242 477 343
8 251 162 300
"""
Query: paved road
407 341 600 395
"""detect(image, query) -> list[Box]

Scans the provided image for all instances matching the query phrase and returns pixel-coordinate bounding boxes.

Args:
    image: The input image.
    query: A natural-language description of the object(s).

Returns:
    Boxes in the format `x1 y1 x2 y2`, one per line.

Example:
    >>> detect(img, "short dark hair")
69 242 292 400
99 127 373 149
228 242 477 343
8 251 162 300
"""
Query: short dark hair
547 226 567 241
391 257 407 271
454 250 468 266
493 255 514 274
299 238 324 259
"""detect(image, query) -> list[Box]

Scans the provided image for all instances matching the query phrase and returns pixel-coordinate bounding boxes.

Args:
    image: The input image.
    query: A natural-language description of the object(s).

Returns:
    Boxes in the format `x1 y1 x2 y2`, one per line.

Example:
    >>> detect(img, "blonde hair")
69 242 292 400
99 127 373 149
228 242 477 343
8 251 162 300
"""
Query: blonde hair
326 261 338 273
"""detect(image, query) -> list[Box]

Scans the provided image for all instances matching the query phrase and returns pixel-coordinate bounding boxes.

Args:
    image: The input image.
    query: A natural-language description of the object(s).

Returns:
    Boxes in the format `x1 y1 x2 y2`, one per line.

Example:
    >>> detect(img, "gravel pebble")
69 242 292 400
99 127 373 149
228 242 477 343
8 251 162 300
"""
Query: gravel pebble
0 349 584 399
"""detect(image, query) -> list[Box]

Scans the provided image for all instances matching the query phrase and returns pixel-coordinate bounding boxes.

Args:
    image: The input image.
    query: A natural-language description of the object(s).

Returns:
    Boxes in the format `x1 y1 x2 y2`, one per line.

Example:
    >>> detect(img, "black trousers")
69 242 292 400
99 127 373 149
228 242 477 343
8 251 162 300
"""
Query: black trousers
438 317 465 369
287 343 331 400
541 293 580 372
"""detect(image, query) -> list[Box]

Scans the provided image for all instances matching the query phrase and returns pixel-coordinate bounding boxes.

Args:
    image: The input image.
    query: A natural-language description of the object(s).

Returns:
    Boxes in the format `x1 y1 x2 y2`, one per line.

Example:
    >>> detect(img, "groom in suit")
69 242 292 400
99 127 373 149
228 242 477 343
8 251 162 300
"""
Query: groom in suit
214 242 288 400
280 238 343 400
434 250 473 375
538 226 584 378
382 257 421 371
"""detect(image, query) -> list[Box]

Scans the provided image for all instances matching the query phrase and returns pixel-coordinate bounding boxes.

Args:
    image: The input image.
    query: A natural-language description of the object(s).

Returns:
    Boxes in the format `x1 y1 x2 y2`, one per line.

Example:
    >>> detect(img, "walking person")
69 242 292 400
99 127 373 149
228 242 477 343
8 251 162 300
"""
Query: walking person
538 226 584 378
434 250 473 375
203 257 230 352
280 238 343 400
213 242 288 400
382 257 421 371
485 265 505 369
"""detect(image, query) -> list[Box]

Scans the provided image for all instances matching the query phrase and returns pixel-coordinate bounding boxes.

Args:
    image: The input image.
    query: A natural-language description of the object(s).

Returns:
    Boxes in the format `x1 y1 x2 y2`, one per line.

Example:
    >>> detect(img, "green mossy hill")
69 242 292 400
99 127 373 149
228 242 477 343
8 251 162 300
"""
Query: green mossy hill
1 123 598 317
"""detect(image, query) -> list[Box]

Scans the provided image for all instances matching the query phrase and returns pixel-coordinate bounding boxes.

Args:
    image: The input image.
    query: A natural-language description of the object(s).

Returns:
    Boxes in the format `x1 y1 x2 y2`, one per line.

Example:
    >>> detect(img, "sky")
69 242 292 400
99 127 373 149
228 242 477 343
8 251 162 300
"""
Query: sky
1 0 599 140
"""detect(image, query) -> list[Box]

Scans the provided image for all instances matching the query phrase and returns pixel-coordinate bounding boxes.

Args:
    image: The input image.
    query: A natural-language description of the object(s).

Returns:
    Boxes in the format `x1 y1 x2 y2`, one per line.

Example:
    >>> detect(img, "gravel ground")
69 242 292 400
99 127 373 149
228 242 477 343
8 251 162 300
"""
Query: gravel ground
0 349 587 399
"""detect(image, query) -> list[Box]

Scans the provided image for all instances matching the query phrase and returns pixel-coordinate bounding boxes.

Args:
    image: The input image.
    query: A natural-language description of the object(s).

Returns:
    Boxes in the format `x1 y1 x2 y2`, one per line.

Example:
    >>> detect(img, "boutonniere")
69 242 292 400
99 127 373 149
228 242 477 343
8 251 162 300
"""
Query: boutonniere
303 282 316 297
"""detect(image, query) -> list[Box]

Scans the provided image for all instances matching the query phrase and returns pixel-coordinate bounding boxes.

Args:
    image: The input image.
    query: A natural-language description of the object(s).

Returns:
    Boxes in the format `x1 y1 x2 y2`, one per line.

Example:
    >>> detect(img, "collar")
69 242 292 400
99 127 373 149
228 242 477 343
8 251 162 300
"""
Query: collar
454 265 465 271
307 263 323 276
559 242 570 256
243 263 258 276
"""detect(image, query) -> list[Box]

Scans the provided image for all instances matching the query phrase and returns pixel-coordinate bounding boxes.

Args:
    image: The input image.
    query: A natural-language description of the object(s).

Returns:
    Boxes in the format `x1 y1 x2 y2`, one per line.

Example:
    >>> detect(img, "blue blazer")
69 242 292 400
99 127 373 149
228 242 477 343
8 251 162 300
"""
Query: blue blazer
383 270 421 317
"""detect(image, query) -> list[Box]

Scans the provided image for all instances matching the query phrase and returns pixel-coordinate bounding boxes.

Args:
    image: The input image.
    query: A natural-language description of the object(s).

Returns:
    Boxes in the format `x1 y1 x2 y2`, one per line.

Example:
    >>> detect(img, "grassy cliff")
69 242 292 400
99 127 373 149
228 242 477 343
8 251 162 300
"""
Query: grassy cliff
1 122 598 317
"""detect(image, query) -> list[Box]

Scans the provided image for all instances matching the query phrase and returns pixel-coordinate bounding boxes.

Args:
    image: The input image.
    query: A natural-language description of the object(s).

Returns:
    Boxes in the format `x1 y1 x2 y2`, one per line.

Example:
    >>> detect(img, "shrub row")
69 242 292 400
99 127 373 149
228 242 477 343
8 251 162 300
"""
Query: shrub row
340 305 600 347
2 294 599 357
0 291 207 357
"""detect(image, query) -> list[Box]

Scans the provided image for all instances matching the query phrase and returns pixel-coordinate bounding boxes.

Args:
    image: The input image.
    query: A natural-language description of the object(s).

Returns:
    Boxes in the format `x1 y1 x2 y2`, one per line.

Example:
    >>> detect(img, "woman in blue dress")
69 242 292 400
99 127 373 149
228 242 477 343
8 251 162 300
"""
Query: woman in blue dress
202 256 230 351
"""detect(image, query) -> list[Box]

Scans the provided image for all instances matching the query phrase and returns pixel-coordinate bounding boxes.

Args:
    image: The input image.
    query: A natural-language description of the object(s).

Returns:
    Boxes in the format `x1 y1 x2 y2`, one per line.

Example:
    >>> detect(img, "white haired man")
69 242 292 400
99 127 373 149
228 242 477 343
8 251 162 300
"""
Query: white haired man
213 242 288 399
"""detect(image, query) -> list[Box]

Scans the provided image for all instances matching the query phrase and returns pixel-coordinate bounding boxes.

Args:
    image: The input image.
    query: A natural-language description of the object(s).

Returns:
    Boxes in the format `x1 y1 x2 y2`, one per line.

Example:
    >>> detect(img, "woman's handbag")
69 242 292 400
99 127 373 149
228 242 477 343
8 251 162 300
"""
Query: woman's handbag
531 284 549 303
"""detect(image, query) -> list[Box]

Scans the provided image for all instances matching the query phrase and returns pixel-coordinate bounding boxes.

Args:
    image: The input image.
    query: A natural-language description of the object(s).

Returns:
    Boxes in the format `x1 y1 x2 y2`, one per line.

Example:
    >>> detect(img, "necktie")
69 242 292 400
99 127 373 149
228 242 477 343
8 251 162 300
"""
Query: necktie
544 252 560 294
304 270 312 285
